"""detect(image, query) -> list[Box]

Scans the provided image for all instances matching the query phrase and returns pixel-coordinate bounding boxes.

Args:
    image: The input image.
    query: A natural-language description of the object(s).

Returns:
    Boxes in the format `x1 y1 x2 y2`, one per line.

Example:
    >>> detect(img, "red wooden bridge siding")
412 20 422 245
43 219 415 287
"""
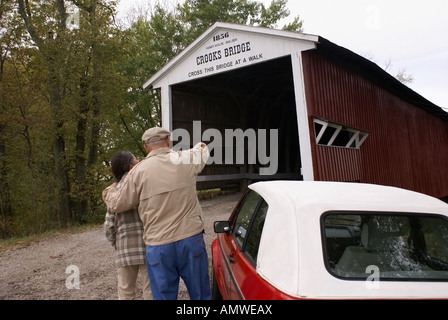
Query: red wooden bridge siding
302 50 448 199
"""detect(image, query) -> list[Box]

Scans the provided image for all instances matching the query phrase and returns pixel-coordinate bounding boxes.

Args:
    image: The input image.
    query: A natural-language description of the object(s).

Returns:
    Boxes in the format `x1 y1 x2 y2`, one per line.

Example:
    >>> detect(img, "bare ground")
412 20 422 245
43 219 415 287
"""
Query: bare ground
0 192 241 300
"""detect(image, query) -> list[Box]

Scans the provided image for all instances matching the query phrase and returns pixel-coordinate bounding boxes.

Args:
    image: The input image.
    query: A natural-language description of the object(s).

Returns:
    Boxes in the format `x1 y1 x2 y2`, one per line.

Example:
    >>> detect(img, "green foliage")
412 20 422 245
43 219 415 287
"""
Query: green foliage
0 0 301 238
177 0 302 45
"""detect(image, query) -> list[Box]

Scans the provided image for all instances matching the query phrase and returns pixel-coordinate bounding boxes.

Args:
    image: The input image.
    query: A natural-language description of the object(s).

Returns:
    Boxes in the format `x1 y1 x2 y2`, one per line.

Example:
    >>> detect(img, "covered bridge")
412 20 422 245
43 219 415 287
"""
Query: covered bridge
143 22 448 200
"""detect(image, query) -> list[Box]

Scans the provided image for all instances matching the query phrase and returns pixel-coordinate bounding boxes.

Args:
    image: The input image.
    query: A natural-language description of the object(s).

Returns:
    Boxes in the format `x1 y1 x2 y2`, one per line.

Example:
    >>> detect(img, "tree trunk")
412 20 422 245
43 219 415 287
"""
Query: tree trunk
53 130 72 226
0 45 13 228
0 139 13 229
18 0 73 227
73 79 89 223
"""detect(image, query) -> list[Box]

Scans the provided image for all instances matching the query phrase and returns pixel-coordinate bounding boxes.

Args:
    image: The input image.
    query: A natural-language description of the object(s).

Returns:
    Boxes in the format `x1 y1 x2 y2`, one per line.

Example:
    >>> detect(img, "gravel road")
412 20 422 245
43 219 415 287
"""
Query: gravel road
0 192 241 300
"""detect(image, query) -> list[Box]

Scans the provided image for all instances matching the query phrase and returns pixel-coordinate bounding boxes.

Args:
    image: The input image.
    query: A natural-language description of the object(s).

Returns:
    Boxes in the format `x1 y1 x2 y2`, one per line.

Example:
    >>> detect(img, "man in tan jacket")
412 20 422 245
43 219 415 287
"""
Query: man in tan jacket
103 127 211 300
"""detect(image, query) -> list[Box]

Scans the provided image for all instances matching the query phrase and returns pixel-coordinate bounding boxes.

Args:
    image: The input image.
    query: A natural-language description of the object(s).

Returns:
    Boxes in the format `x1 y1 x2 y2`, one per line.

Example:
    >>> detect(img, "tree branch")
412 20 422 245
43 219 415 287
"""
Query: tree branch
17 0 43 48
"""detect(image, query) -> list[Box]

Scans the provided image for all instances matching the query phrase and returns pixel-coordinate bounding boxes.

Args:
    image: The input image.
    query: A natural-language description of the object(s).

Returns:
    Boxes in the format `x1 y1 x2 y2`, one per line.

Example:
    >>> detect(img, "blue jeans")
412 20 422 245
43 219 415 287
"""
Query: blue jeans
145 233 212 300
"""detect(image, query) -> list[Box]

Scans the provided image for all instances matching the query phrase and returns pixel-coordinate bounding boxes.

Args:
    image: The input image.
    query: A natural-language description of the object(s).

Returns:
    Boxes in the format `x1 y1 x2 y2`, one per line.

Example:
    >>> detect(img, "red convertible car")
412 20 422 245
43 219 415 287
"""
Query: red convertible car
211 180 448 299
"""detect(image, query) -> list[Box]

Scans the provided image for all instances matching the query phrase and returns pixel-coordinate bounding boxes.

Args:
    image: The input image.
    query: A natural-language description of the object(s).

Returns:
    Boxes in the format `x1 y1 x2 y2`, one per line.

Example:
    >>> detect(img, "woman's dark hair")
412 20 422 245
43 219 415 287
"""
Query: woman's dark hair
110 151 135 182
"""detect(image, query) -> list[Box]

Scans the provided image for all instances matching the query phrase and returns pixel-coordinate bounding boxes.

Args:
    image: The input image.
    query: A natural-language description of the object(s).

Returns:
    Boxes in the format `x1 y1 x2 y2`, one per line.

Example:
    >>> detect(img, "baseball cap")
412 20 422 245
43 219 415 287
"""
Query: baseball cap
141 127 171 143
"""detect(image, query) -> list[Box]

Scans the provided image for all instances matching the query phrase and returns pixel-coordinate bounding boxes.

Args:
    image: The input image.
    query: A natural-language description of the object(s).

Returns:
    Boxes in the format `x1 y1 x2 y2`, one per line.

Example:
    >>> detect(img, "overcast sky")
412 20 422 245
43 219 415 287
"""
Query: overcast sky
284 0 448 110
117 0 448 110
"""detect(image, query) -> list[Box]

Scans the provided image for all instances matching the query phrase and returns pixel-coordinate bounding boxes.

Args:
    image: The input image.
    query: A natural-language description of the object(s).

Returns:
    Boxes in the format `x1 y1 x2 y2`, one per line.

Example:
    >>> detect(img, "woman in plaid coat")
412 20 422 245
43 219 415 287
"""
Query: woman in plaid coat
103 151 152 300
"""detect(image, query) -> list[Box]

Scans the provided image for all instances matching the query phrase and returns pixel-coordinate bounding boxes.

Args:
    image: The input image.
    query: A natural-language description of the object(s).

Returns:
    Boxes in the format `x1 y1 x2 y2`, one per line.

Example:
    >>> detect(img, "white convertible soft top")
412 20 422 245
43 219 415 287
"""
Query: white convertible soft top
250 180 448 299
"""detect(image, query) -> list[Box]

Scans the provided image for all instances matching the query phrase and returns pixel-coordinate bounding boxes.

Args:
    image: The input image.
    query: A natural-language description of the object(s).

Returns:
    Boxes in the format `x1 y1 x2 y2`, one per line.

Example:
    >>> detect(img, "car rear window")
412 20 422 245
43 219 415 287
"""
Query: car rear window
322 212 448 281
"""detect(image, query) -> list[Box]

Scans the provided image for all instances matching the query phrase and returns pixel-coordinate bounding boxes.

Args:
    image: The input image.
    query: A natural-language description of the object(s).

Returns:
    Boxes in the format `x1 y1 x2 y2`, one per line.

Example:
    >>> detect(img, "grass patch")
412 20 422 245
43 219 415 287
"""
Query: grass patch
0 223 100 257
197 188 221 200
